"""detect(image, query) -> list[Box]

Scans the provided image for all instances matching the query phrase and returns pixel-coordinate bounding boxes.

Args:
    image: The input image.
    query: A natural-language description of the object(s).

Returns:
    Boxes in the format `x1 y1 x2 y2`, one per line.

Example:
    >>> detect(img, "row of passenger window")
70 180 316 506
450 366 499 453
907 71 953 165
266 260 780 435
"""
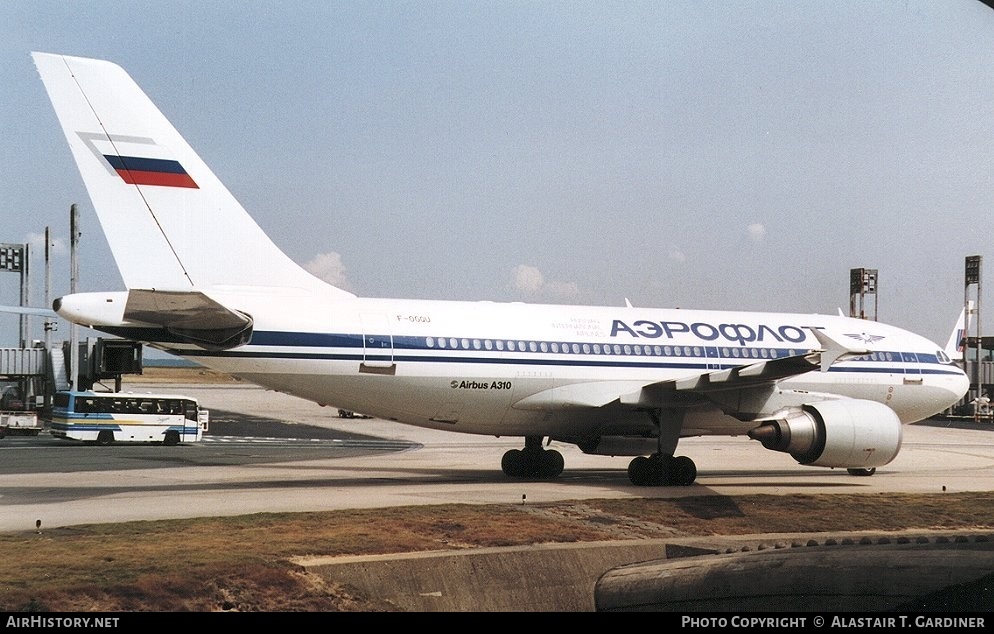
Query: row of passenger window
854 352 899 362
423 336 803 360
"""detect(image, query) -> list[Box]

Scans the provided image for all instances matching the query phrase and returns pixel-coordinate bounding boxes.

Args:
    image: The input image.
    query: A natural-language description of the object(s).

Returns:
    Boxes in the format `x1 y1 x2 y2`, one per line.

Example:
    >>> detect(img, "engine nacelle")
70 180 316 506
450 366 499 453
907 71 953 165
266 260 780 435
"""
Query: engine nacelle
747 399 902 469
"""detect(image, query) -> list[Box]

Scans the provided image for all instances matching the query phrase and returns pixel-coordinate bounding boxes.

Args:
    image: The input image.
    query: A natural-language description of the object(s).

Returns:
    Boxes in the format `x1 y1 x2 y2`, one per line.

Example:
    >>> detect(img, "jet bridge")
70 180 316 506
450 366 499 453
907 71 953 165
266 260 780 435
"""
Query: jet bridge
0 338 144 438
0 346 47 436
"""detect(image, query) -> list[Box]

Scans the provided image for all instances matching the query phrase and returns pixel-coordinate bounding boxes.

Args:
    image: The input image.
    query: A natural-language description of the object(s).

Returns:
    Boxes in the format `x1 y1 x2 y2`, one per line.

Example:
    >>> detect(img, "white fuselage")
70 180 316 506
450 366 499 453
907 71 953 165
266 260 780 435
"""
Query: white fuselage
68 290 966 440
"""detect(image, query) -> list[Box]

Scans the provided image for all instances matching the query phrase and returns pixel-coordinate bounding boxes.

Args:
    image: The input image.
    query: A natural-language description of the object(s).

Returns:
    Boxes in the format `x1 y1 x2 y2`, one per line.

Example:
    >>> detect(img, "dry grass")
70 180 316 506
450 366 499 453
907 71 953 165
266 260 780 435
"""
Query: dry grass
0 493 991 612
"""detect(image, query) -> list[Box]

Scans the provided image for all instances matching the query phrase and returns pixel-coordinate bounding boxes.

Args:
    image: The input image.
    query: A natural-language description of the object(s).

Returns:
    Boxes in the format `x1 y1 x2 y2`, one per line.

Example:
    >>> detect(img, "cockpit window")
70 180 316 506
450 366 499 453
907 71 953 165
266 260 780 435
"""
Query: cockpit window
936 350 953 364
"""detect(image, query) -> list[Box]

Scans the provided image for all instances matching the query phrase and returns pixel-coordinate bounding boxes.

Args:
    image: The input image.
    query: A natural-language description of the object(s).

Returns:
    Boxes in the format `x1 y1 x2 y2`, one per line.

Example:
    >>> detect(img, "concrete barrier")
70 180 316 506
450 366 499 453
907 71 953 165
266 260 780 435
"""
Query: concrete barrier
299 531 994 612
299 540 689 611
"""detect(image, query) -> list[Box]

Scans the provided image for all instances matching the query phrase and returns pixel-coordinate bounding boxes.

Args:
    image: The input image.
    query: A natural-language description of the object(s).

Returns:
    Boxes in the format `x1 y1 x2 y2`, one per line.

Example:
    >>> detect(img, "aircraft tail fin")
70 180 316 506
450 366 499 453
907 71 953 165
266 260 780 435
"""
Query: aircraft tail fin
944 302 971 363
32 52 352 298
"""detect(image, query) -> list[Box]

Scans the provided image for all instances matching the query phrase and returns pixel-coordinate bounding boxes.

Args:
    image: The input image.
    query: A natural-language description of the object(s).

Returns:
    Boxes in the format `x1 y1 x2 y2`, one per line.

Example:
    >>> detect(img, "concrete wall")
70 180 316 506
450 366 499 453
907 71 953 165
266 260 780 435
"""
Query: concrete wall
300 531 994 612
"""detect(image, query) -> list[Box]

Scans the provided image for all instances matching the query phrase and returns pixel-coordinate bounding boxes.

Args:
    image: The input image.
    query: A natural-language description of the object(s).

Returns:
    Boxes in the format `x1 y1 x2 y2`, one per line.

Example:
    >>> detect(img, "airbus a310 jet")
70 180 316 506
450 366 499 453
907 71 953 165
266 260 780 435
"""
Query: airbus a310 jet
29 52 969 486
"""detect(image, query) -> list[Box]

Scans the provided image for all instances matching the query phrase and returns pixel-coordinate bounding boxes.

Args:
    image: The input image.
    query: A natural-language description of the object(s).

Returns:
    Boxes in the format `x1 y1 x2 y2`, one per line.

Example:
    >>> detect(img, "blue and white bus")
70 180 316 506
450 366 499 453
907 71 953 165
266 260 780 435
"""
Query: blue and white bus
49 390 209 446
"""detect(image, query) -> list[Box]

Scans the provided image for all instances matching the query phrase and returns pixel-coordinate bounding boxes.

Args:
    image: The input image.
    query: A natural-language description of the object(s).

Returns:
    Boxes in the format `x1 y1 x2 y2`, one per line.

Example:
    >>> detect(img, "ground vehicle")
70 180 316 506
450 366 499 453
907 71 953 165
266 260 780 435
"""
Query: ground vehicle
0 384 43 439
0 411 43 438
48 390 209 445
338 409 372 419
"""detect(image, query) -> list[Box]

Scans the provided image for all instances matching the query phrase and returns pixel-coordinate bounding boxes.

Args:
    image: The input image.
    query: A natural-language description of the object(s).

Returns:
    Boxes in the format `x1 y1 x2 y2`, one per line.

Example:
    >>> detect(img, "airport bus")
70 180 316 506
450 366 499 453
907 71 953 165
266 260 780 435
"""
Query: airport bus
48 390 209 446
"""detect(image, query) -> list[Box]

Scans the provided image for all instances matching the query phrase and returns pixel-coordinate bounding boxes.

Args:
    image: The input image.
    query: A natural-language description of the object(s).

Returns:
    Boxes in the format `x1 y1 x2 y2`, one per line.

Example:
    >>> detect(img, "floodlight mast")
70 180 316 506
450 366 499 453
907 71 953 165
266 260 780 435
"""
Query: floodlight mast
965 255 983 403
0 242 29 346
70 203 80 389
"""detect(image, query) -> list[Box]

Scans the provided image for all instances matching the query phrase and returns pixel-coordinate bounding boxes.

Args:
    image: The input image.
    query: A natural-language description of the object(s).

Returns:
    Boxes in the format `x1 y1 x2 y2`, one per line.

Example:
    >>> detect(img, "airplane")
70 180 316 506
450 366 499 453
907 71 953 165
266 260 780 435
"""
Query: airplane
28 51 970 486
944 302 971 365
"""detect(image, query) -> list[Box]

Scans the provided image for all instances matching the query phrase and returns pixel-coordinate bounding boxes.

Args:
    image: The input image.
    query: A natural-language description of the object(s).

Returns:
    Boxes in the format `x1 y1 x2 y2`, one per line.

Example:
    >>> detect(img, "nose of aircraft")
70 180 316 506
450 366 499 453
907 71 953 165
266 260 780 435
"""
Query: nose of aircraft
939 366 972 414
901 365 970 424
952 367 971 401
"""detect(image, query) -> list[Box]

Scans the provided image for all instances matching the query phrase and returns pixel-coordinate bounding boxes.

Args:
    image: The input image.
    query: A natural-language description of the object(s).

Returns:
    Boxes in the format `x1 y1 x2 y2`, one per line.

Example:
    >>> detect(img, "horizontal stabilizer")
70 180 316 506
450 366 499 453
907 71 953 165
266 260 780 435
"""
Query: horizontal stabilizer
55 290 253 350
0 305 59 318
124 290 254 350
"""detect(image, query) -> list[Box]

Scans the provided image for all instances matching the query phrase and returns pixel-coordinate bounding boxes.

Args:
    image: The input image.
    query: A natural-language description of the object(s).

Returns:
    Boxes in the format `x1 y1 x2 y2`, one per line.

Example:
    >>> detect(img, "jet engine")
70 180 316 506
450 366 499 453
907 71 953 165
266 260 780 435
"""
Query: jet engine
747 399 902 469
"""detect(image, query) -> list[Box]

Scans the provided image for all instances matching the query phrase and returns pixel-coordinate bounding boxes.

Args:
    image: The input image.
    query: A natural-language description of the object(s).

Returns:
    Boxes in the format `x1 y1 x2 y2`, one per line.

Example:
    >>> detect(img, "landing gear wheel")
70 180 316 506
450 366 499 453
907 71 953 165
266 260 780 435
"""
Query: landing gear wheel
627 455 659 486
501 443 564 479
671 455 697 486
96 430 114 446
847 467 876 476
628 454 697 486
501 449 524 476
627 455 652 485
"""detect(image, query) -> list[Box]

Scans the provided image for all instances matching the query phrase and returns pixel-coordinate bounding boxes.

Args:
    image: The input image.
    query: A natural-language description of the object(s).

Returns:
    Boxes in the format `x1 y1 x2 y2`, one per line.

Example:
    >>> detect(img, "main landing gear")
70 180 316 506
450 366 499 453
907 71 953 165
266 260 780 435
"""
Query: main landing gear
501 435 565 478
627 454 697 486
627 408 698 486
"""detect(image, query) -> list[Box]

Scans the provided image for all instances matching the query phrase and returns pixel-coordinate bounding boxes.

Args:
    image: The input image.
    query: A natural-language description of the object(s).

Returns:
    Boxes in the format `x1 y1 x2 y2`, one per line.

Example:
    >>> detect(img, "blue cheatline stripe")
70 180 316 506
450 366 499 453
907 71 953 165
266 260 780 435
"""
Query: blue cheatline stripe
158 348 963 378
99 327 961 376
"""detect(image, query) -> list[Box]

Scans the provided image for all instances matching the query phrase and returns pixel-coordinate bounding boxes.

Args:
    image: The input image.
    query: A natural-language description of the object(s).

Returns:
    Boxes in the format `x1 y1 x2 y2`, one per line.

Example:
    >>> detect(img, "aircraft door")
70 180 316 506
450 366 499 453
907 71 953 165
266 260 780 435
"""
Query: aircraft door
706 346 721 370
360 314 396 375
901 351 921 378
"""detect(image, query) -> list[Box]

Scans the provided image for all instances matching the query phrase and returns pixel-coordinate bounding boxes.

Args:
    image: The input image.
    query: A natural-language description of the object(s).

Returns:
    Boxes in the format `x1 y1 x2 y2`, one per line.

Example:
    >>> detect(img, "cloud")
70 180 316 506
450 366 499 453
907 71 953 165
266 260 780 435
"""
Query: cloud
668 247 686 263
303 251 353 292
510 264 580 300
511 264 544 293
747 223 766 242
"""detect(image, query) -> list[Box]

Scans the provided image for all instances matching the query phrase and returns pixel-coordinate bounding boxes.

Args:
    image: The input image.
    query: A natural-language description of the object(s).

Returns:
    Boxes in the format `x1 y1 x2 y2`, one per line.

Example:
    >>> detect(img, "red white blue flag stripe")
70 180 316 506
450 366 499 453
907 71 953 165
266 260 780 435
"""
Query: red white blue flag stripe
103 154 199 188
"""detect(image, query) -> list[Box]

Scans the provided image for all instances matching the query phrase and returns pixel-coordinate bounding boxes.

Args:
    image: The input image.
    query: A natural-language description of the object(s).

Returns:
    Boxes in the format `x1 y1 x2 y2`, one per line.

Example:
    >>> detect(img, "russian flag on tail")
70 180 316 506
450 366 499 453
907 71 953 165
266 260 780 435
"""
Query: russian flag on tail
103 154 199 188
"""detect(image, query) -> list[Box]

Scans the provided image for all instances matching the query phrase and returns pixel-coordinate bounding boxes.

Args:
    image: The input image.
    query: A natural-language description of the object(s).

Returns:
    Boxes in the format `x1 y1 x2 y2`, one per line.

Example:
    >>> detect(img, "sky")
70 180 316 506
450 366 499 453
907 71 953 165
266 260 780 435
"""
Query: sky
2 0 994 349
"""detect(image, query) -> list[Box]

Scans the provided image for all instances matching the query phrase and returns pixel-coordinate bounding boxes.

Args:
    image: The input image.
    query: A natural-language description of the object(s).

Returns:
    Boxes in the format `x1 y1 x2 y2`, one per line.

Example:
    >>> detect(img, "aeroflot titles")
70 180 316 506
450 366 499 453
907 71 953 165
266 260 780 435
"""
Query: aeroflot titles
610 319 812 347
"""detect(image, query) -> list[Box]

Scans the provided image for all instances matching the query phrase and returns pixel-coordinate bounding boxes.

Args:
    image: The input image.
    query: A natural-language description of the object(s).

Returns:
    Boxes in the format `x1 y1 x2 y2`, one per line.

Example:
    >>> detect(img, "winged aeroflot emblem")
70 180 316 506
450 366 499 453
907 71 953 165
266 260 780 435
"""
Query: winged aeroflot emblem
844 333 885 344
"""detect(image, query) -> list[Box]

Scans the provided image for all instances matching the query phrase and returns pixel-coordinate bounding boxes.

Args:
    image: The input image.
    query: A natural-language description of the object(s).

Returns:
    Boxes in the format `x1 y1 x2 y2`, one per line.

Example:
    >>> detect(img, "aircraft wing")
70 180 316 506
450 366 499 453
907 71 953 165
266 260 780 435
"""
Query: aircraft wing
513 380 655 410
0 304 59 318
514 327 870 411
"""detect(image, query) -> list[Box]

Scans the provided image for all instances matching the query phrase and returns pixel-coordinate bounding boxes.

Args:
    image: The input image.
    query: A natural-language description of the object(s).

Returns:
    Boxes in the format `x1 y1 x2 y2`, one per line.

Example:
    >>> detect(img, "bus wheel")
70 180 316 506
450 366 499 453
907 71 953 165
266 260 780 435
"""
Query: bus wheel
96 430 114 446
163 431 180 446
